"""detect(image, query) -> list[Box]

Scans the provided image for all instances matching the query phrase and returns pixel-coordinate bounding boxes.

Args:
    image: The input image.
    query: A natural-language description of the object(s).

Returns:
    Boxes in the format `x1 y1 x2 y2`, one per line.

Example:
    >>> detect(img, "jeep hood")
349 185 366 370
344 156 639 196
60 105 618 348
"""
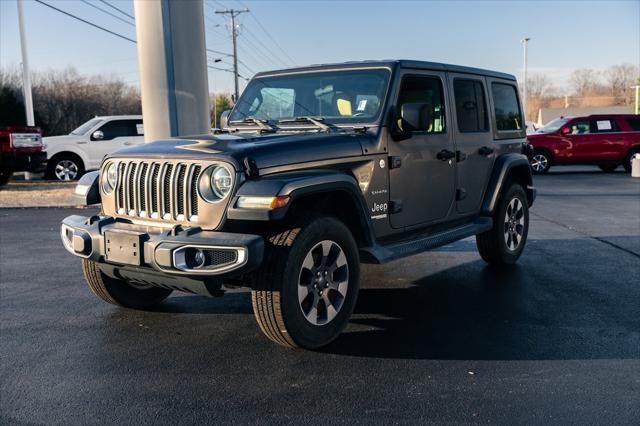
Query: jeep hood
107 132 368 170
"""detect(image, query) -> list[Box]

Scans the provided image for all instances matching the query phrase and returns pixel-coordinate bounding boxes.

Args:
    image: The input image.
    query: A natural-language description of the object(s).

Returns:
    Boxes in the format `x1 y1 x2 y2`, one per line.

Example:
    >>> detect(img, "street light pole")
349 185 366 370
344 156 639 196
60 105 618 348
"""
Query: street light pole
215 8 249 102
17 0 35 127
521 37 530 121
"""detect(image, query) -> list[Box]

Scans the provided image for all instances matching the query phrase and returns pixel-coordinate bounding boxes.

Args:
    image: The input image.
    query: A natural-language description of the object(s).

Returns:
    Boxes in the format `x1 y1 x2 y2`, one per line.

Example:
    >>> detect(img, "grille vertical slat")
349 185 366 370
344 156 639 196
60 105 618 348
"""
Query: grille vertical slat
113 160 204 223
191 165 201 218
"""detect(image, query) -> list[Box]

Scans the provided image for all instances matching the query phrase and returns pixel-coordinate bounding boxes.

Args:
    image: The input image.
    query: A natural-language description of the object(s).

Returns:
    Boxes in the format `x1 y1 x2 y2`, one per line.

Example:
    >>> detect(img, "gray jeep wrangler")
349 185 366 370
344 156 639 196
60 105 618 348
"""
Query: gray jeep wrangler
62 60 535 349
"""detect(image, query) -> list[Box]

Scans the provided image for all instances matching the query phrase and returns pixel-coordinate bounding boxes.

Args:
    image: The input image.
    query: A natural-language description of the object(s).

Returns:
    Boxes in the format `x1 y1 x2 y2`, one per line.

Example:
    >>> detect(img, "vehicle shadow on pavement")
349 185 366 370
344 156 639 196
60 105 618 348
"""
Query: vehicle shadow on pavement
323 253 639 360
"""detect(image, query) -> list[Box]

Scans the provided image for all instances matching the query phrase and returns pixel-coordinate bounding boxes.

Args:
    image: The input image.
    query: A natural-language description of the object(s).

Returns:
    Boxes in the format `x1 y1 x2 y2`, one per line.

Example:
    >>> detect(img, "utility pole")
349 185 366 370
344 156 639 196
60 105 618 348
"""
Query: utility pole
17 0 34 127
215 8 249 102
521 37 530 121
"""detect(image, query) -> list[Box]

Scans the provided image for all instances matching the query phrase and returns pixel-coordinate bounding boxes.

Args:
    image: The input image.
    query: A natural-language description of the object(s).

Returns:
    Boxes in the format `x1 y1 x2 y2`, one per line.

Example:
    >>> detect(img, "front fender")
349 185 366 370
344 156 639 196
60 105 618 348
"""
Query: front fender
482 153 535 215
227 170 370 221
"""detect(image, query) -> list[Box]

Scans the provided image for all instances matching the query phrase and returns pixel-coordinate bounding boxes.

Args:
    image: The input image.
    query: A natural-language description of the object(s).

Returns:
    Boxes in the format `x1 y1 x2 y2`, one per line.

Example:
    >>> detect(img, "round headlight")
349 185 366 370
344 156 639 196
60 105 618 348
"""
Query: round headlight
211 165 232 199
102 163 118 193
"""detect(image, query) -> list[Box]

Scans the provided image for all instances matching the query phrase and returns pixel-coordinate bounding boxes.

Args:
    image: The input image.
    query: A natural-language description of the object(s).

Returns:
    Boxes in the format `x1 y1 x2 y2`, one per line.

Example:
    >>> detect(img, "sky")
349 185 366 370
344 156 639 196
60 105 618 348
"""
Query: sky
1 0 639 95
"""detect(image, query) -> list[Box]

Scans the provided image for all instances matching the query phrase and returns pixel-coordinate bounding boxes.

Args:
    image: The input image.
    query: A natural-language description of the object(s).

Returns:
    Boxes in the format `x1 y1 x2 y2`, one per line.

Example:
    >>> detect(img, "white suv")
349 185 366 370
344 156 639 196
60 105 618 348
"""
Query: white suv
44 115 144 181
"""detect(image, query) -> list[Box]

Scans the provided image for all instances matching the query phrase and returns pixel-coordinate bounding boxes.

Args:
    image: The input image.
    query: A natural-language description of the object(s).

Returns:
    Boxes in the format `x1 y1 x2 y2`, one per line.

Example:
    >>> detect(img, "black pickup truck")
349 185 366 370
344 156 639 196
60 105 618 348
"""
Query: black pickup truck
62 60 535 349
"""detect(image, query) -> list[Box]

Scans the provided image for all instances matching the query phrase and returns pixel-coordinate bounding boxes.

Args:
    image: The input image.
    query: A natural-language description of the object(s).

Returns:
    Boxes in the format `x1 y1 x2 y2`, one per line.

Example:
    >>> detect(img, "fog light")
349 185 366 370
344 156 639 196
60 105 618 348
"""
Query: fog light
193 249 206 268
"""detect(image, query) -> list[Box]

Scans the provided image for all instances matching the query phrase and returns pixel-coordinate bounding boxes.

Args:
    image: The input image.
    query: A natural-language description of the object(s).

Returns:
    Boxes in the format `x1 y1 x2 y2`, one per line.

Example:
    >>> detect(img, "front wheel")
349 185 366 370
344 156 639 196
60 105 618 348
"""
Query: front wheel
251 217 360 349
82 259 172 309
476 184 529 265
530 150 551 174
47 155 84 181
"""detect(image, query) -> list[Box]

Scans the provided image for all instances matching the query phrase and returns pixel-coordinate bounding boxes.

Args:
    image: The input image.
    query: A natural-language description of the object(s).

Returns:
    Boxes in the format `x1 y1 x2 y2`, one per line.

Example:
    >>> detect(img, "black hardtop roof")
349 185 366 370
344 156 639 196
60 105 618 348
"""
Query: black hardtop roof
254 59 517 81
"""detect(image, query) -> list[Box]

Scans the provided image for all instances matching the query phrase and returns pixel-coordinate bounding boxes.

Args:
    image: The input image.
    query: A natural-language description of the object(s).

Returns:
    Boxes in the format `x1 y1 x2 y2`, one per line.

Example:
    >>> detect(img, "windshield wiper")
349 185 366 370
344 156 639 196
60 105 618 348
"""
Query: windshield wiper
229 118 278 133
278 116 332 132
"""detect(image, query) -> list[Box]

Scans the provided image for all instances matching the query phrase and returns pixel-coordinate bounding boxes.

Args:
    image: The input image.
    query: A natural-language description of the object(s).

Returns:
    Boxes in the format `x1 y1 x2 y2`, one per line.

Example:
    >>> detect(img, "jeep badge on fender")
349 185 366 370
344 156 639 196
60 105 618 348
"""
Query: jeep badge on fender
61 60 535 349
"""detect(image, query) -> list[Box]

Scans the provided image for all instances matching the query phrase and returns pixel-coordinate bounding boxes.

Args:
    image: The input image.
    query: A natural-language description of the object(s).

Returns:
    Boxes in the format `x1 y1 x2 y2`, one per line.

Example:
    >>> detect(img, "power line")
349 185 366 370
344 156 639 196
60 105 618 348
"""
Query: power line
241 25 288 68
80 0 135 27
33 0 136 44
237 1 296 66
98 0 135 21
206 48 233 58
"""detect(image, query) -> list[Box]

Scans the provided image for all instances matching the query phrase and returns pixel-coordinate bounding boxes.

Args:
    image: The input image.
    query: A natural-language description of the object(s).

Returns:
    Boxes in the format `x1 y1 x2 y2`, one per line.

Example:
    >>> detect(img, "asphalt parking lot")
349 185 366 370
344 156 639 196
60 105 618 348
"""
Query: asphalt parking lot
1 167 639 425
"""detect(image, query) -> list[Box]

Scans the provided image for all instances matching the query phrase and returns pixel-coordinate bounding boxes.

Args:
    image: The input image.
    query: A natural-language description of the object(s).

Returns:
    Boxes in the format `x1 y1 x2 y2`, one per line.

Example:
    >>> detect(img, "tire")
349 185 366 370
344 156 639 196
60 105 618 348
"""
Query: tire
623 147 640 173
46 154 84 181
598 164 618 172
476 184 529 265
251 216 360 349
0 169 11 187
530 149 551 174
82 259 172 309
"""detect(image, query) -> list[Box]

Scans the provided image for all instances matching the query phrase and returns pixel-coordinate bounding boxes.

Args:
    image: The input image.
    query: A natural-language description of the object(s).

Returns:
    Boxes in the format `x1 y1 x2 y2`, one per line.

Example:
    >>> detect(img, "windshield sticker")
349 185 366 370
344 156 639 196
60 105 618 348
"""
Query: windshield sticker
357 99 368 111
136 124 144 135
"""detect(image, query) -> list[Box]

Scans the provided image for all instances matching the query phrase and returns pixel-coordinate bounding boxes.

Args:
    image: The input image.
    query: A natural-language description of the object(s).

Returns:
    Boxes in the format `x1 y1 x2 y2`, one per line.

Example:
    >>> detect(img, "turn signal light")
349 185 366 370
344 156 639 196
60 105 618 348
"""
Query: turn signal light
236 195 290 209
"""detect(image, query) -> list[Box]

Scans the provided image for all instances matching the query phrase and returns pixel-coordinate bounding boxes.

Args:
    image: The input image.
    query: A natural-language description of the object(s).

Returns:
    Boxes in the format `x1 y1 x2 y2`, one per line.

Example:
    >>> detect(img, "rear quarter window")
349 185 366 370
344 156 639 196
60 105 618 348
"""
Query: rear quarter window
491 83 523 132
625 117 640 131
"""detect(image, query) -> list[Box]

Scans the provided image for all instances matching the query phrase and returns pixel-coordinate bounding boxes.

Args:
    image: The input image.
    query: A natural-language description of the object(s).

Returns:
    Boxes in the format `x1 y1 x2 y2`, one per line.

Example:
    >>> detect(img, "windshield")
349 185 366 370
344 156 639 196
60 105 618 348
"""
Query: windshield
71 118 103 135
537 117 570 134
229 68 391 125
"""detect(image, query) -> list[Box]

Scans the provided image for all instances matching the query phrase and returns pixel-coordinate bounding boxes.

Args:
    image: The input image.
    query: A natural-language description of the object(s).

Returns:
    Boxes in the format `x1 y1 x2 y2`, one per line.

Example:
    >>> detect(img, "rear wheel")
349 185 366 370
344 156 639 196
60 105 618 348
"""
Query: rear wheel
82 259 172 309
476 184 529 265
47 154 84 181
251 216 360 349
623 147 640 173
530 150 551 174
598 164 618 172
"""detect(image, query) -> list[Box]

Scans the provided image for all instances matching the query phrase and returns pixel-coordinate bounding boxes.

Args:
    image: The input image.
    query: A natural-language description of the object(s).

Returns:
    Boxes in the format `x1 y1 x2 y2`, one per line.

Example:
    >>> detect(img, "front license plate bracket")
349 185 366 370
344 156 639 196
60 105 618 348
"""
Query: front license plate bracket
105 230 144 266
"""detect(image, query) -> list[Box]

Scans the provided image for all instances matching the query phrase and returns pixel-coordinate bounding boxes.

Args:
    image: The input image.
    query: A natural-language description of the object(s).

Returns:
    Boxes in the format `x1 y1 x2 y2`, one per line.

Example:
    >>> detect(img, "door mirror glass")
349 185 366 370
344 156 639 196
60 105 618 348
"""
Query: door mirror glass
400 103 433 132
91 130 104 141
559 127 571 136
220 110 231 129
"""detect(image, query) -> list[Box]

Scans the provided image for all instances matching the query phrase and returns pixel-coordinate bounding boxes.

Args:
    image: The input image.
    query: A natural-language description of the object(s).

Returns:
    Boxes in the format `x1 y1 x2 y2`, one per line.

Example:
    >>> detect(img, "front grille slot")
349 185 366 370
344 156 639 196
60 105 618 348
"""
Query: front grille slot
114 160 203 223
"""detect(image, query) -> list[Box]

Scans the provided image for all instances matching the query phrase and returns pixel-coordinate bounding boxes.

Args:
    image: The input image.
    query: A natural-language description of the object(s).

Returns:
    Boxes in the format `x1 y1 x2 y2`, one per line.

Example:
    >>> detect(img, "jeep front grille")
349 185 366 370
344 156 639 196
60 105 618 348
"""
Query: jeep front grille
113 160 202 223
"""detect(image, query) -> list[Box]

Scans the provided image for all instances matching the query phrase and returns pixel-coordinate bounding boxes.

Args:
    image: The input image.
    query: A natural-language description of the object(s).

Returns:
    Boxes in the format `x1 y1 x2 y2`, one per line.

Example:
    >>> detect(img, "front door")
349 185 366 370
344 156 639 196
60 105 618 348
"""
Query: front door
388 72 456 229
88 119 144 169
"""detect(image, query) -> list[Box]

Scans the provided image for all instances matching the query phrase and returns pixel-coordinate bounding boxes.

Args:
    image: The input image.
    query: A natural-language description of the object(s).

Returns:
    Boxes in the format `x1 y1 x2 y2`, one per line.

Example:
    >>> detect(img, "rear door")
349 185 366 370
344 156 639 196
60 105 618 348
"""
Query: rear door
588 118 626 160
448 74 494 214
387 71 456 229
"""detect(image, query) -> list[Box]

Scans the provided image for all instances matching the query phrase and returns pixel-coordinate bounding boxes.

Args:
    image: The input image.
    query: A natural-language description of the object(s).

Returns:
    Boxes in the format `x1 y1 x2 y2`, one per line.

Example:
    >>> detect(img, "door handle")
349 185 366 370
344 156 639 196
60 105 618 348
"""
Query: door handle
76 141 87 145
437 149 456 161
479 146 494 156
123 141 133 146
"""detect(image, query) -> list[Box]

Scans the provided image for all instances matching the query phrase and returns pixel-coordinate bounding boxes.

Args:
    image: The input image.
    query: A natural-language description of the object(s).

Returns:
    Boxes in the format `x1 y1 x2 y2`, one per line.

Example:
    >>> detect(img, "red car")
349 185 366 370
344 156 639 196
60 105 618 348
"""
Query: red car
527 114 640 174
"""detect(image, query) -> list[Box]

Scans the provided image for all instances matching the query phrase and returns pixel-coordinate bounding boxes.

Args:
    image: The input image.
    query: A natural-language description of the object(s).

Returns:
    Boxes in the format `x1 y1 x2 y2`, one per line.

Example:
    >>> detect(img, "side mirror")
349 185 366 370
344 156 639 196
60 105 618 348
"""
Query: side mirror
401 103 433 132
220 110 231 129
91 130 104 141
560 127 571 136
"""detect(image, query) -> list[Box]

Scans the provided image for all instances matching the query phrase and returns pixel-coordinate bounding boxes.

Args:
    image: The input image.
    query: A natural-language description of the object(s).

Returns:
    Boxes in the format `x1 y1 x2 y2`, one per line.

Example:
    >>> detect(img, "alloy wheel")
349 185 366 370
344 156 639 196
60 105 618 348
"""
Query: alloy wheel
54 160 79 181
504 197 525 251
297 240 349 326
530 154 548 173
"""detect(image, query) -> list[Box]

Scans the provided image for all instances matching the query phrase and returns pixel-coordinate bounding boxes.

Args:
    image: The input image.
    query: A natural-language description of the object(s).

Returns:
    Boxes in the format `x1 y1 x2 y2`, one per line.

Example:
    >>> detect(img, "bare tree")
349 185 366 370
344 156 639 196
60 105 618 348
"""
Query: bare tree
525 74 556 120
569 69 601 95
605 64 639 105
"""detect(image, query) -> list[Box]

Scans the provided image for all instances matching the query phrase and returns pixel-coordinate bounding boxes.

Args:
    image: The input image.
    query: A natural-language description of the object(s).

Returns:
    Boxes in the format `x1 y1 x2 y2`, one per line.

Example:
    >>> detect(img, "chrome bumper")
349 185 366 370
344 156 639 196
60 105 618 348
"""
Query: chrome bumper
60 215 263 277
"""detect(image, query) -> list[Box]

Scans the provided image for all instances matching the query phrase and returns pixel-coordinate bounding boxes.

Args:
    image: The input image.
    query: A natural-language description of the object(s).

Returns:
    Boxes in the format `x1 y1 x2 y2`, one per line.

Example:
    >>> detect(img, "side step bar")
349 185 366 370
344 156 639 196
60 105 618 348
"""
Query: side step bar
360 217 493 264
